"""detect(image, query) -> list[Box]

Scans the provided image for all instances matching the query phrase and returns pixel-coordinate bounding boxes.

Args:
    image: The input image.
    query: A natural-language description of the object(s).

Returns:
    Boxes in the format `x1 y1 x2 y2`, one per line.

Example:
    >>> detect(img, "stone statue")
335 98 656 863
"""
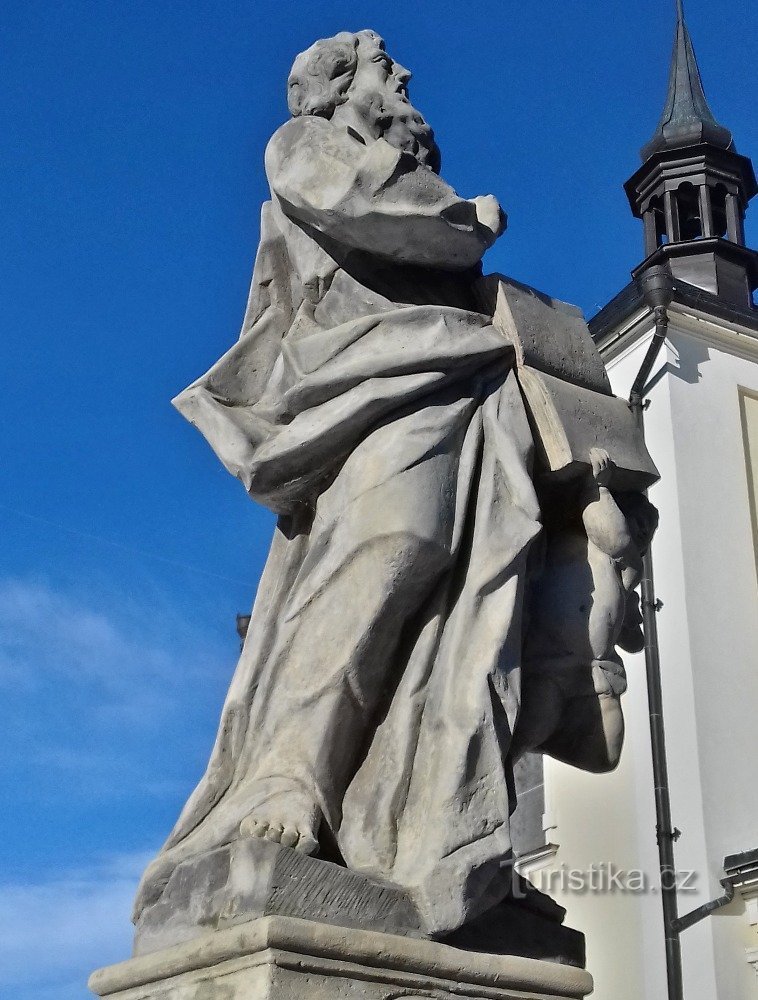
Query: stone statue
132 28 657 958
515 448 659 772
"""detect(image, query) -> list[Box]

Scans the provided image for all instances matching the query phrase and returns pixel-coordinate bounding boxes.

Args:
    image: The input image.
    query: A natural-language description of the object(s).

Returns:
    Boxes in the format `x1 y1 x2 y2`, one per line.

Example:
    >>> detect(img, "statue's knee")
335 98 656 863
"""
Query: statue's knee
335 530 450 599
387 531 451 583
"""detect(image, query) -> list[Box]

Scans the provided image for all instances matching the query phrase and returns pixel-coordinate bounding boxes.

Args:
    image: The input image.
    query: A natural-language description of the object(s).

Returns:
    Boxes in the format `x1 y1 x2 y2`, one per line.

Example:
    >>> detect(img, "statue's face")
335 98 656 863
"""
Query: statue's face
347 31 440 171
350 32 411 102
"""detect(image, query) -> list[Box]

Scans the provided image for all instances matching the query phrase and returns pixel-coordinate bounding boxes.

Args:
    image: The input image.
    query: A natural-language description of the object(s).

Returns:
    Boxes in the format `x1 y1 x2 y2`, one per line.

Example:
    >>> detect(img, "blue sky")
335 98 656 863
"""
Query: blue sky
1 1 755 996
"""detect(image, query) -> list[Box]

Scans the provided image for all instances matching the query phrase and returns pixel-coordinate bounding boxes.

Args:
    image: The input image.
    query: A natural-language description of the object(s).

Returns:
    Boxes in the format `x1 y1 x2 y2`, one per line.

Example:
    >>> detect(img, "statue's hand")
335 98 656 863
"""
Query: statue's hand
471 194 508 239
589 446 614 488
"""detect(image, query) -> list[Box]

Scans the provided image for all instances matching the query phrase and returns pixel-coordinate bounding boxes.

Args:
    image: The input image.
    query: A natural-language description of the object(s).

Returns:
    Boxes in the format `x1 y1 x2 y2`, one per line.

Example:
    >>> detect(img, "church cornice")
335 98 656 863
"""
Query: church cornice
591 277 758 364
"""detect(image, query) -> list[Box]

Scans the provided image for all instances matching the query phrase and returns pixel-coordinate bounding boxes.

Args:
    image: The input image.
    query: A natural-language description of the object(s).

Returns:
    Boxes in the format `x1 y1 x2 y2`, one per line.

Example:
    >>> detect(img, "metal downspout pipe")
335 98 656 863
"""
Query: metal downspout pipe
629 265 685 1000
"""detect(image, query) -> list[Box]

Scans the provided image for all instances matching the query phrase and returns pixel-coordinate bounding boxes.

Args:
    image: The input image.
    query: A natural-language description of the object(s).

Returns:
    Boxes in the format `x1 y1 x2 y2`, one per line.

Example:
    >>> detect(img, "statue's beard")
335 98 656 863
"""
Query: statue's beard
381 109 440 172
353 90 441 173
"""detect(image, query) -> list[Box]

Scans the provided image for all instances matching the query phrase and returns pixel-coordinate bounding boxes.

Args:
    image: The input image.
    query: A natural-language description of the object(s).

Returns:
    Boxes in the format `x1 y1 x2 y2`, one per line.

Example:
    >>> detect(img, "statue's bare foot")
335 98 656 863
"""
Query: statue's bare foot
239 789 321 855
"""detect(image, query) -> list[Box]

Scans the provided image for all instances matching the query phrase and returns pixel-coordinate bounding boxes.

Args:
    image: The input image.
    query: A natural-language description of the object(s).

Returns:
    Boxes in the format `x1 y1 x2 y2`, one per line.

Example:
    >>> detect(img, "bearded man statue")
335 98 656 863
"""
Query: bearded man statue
132 30 650 956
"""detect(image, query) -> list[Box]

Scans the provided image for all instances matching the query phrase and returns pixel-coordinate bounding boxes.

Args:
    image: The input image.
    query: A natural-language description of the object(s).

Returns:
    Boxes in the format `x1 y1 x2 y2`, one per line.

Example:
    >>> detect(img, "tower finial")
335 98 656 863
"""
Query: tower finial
640 0 733 160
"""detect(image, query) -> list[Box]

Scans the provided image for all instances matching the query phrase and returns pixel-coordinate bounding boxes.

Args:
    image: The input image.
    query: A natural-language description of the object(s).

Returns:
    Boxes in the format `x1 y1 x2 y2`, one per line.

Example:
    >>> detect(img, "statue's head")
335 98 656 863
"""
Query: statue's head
287 30 440 172
287 31 359 119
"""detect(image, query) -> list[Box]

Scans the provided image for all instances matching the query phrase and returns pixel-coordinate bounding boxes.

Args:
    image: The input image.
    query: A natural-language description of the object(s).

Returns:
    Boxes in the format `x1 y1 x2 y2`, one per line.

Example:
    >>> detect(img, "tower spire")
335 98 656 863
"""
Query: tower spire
641 0 733 161
624 0 757 308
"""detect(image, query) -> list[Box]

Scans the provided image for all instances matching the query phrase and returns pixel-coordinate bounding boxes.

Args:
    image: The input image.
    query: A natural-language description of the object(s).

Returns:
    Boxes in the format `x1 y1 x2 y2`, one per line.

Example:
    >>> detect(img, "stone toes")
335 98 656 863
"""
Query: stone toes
239 816 318 854
280 826 299 849
240 817 269 839
296 832 319 856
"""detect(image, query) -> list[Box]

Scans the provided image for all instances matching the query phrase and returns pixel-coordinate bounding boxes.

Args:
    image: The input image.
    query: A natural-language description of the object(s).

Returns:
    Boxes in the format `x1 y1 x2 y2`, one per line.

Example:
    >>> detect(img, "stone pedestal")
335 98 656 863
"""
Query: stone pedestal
89 915 594 1000
134 838 423 957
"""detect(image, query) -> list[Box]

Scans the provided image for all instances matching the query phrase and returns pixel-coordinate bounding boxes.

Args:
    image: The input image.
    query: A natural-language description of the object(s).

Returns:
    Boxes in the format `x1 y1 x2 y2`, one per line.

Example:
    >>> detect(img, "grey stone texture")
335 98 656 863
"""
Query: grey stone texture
91 916 594 1000
134 840 585 969
135 838 424 957
479 275 658 489
510 753 546 858
118 29 659 984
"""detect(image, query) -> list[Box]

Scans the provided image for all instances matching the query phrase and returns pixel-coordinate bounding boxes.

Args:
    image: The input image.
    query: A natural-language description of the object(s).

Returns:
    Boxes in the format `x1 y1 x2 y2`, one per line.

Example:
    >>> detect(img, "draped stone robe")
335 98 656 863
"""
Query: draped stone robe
136 115 545 937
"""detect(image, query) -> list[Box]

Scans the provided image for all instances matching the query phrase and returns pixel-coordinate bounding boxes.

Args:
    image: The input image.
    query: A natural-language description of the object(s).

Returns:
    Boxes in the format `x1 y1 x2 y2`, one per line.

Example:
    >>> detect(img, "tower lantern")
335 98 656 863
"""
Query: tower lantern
624 0 757 307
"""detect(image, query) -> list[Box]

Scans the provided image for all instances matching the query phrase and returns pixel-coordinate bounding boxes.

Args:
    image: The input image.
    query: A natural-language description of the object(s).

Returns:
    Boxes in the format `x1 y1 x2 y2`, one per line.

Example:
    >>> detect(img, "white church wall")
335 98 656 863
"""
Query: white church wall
606 325 720 1000
664 327 758 999
537 325 673 1000
541 313 758 998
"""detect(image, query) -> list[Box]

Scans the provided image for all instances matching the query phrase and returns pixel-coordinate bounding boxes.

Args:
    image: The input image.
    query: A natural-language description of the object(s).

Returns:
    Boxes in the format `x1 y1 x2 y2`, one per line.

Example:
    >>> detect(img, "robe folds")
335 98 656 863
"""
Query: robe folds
137 122 546 937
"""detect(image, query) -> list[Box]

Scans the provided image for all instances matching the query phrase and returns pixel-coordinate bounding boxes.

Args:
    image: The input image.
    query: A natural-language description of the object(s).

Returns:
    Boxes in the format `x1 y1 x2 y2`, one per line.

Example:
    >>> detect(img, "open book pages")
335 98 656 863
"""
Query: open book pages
477 275 658 490
477 273 612 394
517 366 659 490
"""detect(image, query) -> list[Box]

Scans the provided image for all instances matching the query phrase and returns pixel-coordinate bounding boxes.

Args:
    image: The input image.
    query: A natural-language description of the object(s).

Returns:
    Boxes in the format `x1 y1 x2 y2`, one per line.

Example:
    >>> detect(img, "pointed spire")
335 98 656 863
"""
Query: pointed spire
641 0 733 161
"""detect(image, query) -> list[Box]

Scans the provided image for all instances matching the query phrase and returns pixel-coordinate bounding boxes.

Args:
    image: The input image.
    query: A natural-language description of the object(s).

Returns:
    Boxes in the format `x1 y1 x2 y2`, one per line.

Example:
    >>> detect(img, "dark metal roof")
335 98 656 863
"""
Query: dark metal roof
641 0 733 162
589 274 758 348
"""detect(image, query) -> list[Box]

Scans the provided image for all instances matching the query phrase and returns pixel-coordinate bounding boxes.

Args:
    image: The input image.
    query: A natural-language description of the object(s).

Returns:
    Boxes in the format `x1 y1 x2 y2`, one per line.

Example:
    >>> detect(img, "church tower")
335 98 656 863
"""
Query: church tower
623 0 757 308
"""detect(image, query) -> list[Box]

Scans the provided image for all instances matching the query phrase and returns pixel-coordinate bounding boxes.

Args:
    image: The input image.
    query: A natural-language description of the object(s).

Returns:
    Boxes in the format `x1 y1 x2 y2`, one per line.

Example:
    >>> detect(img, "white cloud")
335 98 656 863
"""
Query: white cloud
0 577 237 996
0 576 203 701
0 853 148 998
0 575 232 797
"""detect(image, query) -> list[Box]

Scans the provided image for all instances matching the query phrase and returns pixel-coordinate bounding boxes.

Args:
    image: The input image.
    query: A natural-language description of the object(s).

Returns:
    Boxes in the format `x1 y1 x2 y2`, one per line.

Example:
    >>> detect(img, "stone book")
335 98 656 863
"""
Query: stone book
477 273 612 394
480 275 659 490
517 366 660 490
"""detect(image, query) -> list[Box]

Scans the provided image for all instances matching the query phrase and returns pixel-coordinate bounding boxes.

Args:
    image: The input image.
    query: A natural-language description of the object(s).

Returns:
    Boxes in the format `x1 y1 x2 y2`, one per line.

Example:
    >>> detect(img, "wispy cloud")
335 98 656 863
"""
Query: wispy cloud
0 575 209 702
0 575 233 798
0 853 148 999
0 576 239 996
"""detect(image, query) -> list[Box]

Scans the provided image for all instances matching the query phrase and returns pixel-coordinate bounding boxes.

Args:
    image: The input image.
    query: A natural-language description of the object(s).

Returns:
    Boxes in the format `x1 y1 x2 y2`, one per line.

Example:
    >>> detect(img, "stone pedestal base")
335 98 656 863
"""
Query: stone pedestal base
89 915 593 1000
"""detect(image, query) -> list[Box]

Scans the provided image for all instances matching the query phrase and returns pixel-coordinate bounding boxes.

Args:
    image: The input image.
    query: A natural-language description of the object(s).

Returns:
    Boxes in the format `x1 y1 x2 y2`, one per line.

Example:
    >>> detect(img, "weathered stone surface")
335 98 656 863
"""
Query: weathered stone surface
477 274 612 394
509 753 547 857
124 26 659 976
444 899 585 968
517 366 659 489
135 839 585 968
135 838 423 957
516 447 658 773
132 29 536 940
478 275 658 491
91 916 594 1000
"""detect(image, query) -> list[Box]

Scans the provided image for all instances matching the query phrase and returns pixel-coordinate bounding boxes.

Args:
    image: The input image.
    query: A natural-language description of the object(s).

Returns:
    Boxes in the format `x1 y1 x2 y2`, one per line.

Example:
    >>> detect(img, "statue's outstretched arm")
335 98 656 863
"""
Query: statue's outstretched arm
265 116 504 270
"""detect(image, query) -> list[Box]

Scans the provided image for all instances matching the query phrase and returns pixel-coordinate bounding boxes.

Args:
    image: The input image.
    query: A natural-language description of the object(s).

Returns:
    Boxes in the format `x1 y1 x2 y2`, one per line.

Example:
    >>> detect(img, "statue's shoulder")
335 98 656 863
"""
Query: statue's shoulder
269 115 331 145
267 117 335 163
265 117 367 180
